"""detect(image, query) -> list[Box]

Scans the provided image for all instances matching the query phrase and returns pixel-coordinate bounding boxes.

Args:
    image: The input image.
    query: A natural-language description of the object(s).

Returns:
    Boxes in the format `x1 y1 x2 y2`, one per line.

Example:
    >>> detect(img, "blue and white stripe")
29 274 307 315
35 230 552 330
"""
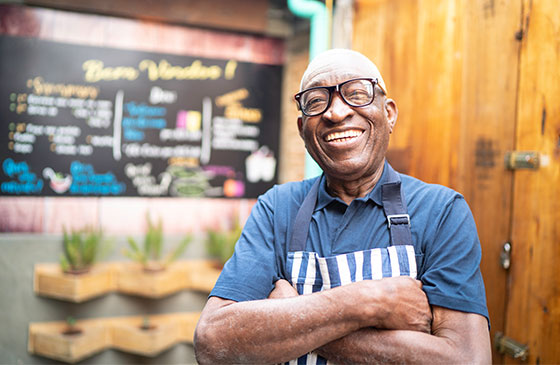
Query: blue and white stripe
287 245 417 365
288 245 417 294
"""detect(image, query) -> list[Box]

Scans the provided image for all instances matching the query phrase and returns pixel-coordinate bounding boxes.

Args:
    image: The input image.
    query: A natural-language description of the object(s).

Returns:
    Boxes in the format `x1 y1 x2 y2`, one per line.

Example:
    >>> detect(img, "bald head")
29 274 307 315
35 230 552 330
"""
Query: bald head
300 49 387 92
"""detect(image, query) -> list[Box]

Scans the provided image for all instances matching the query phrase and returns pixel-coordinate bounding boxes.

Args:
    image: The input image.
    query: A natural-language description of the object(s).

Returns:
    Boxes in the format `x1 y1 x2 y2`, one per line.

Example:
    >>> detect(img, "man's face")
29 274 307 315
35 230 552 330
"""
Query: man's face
298 55 397 182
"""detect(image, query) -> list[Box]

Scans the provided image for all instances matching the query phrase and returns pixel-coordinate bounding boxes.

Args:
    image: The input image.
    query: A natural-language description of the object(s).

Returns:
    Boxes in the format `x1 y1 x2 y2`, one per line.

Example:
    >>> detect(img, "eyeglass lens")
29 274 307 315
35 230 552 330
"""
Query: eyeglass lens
300 79 375 116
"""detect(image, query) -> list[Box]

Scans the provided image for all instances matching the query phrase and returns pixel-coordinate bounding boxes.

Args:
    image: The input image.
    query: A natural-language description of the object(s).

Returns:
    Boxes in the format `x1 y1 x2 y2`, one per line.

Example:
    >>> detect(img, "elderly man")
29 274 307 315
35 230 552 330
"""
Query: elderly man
194 49 490 364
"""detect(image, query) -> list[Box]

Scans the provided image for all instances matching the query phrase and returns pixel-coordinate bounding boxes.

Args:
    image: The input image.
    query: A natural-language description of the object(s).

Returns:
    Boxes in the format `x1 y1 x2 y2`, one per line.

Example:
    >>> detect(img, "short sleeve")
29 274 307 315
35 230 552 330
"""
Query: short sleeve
209 189 278 302
420 196 489 323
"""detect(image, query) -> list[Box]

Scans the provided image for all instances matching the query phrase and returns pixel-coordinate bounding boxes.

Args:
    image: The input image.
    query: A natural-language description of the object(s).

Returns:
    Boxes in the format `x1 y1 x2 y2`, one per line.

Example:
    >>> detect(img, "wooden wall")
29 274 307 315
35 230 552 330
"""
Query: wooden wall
506 0 560 363
353 0 559 363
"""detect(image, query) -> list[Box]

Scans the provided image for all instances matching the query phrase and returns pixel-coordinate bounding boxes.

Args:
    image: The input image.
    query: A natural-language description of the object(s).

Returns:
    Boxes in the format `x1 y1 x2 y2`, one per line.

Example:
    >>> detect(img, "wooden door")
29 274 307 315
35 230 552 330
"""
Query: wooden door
353 0 559 363
504 0 560 363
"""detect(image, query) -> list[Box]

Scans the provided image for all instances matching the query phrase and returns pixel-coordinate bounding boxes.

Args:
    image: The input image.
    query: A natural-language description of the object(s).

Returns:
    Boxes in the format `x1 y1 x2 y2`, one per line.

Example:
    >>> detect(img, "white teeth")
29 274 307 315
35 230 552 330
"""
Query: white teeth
325 130 363 142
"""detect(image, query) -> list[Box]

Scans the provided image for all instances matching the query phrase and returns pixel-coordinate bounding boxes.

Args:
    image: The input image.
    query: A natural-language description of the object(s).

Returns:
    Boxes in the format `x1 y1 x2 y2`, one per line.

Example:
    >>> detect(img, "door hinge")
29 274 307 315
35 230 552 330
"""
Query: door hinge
500 242 511 270
504 151 540 170
495 332 529 361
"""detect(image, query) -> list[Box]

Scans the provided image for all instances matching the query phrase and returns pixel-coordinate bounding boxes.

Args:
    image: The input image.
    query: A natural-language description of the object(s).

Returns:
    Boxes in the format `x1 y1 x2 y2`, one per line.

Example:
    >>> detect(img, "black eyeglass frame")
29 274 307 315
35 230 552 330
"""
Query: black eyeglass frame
294 77 386 117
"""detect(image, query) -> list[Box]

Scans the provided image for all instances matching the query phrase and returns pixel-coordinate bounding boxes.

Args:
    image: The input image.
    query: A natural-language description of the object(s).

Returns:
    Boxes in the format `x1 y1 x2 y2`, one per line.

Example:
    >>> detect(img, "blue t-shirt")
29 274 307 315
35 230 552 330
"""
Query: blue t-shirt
211 162 489 322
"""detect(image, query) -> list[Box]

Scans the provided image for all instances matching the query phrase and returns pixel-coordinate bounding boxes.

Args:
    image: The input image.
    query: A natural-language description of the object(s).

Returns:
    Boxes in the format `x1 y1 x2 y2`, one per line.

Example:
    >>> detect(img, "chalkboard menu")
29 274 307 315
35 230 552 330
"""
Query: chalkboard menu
0 35 282 198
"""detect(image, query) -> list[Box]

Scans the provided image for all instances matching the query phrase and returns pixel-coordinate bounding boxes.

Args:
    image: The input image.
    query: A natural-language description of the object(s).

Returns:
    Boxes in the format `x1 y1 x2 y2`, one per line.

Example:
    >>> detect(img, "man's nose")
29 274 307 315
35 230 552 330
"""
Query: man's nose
323 93 352 122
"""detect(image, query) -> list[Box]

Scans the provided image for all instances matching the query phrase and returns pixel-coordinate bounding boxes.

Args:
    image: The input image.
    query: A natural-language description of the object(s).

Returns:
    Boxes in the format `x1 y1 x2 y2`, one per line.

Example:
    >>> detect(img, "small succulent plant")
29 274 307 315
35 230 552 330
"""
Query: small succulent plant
140 316 155 331
205 214 242 266
123 213 192 271
63 316 82 335
59 226 110 274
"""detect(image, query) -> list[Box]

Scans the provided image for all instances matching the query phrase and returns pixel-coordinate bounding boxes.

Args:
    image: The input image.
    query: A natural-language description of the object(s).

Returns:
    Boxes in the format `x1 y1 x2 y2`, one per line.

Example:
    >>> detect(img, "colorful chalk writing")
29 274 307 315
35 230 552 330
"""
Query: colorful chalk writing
122 102 167 141
124 162 171 196
1 158 44 194
69 161 125 195
0 35 281 198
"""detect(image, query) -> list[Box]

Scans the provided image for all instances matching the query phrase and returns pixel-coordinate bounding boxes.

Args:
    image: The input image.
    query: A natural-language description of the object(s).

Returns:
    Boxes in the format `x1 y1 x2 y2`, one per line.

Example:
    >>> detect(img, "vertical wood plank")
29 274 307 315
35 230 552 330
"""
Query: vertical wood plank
506 0 560 363
408 0 463 187
354 0 463 186
458 2 522 363
353 0 419 175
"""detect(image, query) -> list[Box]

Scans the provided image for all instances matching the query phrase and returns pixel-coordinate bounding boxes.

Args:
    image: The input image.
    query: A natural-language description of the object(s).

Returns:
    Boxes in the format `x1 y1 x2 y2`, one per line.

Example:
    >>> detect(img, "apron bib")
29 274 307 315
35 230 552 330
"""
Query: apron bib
286 164 416 365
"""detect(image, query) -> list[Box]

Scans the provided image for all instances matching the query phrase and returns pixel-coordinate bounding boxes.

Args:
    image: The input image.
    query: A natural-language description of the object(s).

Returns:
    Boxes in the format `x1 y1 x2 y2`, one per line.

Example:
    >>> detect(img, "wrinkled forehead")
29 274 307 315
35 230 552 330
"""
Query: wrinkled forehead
300 49 387 91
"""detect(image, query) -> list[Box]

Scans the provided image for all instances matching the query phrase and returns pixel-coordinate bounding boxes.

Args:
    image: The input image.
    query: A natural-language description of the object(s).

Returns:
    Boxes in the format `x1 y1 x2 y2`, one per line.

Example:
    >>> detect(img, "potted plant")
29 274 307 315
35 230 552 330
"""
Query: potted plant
110 314 182 357
138 316 150 331
28 313 201 361
122 213 192 272
180 215 241 293
33 225 115 302
62 316 82 335
60 225 111 274
117 213 193 298
28 316 110 363
205 214 242 268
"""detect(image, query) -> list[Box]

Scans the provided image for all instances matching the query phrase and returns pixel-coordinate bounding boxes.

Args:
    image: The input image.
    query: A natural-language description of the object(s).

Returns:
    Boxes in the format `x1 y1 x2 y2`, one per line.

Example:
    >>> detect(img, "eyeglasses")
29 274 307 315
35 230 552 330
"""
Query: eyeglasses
294 78 385 117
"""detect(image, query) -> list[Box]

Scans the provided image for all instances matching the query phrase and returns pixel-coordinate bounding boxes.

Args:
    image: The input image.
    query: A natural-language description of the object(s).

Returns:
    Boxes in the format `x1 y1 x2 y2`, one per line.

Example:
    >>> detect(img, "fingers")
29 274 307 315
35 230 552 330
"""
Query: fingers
362 277 431 332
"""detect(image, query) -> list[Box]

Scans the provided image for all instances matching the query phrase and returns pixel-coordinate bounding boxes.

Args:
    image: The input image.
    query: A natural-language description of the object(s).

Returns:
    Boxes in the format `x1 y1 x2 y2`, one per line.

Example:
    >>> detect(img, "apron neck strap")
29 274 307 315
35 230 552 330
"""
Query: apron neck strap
289 176 322 252
288 163 413 252
381 164 412 246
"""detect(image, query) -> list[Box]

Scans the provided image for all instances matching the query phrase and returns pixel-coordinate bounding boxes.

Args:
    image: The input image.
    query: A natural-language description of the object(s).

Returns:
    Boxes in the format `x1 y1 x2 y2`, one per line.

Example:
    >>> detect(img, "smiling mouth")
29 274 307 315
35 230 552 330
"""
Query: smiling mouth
324 129 364 143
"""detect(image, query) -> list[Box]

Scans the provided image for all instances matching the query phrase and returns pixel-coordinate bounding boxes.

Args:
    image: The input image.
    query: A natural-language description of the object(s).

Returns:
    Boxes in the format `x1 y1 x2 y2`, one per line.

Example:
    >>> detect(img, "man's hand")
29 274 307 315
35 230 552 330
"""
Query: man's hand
269 277 431 333
356 276 432 333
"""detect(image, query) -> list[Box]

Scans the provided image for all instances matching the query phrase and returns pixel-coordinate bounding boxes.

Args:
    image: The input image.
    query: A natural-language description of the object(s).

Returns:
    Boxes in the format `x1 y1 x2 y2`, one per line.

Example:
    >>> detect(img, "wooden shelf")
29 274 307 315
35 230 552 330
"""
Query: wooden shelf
111 315 181 357
33 263 116 302
34 260 221 301
29 312 201 363
184 259 222 293
115 262 190 298
28 318 111 363
177 312 201 343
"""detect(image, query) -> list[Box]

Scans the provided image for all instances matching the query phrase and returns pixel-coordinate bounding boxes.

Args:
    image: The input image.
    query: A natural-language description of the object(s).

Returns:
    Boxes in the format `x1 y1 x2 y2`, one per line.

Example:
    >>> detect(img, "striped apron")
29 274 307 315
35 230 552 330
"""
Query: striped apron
286 164 417 365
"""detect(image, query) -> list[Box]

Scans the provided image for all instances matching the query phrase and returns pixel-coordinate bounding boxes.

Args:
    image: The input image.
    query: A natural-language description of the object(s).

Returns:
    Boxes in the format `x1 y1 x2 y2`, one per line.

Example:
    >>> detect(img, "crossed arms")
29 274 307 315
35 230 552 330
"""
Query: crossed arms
194 277 491 364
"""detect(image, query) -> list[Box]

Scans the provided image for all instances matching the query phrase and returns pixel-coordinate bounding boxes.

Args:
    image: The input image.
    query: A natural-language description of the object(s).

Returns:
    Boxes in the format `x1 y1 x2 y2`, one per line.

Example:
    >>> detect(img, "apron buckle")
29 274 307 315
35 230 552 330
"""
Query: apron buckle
387 214 410 228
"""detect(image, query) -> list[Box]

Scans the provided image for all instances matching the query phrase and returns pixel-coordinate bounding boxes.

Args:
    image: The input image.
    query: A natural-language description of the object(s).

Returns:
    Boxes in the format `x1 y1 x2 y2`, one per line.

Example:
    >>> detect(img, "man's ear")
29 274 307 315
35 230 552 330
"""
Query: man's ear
384 98 398 133
297 116 304 138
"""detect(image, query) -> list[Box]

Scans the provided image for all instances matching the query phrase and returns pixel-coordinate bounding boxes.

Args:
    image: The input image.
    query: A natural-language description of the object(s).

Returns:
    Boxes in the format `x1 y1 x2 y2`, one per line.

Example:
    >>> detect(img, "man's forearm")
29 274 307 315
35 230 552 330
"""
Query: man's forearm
318 328 455 364
194 277 431 364
195 289 363 364
317 308 491 364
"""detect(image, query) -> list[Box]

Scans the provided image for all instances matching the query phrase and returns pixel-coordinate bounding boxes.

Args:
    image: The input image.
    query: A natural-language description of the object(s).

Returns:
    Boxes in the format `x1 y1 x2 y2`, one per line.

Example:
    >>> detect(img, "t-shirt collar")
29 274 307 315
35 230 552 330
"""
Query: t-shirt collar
315 160 390 211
